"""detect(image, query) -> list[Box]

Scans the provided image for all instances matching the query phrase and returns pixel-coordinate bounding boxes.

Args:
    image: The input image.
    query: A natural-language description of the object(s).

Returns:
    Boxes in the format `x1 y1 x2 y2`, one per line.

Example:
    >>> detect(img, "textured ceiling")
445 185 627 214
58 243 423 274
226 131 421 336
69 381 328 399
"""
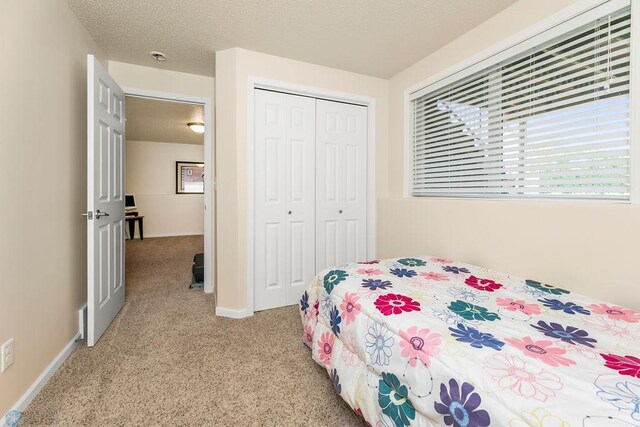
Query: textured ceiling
66 0 518 78
125 97 204 145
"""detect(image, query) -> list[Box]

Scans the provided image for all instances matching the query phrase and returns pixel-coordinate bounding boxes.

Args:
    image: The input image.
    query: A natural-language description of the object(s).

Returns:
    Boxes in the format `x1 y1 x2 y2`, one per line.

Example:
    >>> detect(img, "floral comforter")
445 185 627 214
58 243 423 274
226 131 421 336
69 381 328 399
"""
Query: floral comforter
299 256 640 427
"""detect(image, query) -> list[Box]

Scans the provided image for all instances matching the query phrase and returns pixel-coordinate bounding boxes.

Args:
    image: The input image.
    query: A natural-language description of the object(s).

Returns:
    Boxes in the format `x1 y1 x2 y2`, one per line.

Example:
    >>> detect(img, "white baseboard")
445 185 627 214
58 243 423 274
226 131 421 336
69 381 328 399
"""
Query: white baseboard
2 333 80 427
136 232 204 238
215 306 251 319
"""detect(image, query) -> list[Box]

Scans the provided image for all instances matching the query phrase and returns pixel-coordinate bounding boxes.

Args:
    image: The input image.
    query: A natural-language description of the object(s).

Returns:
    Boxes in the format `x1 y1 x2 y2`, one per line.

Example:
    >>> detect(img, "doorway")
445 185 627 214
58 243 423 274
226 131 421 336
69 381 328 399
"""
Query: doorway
123 89 214 295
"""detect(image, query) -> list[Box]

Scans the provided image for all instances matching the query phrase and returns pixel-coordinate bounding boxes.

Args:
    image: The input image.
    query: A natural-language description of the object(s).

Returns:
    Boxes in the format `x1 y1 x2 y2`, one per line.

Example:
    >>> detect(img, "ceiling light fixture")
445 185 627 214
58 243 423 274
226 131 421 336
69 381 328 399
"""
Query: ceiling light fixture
187 122 205 134
150 51 167 62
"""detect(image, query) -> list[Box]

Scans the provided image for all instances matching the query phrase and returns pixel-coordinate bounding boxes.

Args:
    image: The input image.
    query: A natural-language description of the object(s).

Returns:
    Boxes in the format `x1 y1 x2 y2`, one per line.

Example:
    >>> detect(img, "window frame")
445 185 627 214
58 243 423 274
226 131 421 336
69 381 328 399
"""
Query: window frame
404 0 639 203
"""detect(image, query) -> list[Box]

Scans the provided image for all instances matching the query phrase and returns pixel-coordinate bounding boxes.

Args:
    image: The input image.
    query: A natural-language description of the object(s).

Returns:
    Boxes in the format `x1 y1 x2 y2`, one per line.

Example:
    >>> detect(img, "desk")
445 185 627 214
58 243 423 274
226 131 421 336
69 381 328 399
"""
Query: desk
125 215 144 240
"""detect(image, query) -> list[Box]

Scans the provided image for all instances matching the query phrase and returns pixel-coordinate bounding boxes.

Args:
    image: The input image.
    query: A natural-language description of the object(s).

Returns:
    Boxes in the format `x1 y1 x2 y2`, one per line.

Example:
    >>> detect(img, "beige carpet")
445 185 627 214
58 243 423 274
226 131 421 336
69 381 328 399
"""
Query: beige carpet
23 236 360 426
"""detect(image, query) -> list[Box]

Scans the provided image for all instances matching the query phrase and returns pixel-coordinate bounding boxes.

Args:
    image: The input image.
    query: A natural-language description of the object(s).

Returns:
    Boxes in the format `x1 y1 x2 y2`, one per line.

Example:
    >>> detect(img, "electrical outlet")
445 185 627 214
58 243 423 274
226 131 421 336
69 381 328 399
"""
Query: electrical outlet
1 338 14 373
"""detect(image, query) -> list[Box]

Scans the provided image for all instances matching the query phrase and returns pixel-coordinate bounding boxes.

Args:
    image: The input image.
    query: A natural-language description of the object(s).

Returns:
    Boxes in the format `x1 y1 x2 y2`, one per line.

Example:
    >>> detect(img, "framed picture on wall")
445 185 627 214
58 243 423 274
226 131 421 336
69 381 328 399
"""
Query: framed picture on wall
176 161 205 194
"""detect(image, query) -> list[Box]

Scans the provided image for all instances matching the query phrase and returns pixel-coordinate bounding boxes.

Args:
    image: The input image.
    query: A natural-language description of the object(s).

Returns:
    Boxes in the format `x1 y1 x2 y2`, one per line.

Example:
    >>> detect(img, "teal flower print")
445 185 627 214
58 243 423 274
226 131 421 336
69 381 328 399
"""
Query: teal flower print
526 279 569 296
448 300 500 322
324 270 348 294
398 258 426 267
378 372 416 427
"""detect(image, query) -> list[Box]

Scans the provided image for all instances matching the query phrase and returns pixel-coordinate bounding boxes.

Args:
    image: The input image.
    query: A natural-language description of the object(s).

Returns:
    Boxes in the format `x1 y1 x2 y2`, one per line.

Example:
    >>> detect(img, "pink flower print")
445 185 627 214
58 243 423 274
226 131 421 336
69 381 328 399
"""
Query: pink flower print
303 324 314 348
484 354 562 402
374 293 421 316
430 257 453 263
589 304 640 323
399 326 441 367
584 316 633 338
496 298 541 316
340 292 361 325
419 272 449 281
317 332 334 365
356 268 383 276
505 336 575 367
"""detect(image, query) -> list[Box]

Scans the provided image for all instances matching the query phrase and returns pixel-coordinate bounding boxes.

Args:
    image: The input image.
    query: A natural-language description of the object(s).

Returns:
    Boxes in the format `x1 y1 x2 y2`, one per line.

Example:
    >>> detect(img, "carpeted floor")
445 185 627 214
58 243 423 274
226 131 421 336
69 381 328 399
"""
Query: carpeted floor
23 236 360 426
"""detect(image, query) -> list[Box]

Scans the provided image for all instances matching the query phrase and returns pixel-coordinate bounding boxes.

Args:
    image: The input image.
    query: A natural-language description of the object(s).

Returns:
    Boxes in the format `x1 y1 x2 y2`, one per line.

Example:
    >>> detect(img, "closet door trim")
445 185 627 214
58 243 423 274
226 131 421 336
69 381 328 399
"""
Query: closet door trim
245 77 377 317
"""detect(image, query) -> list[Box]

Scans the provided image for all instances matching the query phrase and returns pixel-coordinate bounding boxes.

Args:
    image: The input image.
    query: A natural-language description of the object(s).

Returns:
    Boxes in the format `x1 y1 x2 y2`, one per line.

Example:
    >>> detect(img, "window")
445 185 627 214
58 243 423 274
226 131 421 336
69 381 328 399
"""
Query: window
410 4 632 200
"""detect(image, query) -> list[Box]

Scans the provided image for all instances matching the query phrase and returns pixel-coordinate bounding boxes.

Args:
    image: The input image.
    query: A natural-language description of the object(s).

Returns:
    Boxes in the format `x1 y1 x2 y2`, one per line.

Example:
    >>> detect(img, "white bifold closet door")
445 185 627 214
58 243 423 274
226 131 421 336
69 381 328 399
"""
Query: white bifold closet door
254 90 316 311
316 99 368 271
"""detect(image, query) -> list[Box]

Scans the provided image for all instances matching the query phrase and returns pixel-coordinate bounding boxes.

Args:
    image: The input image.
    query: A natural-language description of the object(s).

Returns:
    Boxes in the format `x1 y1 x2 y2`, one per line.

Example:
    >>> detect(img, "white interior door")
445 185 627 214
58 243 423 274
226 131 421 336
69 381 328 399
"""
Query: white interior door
316 99 368 271
87 54 125 346
254 89 315 311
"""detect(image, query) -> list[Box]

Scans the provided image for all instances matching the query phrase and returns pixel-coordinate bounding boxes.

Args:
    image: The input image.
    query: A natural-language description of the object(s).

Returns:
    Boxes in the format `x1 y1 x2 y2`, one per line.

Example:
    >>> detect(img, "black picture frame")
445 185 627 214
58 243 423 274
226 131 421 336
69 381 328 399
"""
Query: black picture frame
176 161 205 194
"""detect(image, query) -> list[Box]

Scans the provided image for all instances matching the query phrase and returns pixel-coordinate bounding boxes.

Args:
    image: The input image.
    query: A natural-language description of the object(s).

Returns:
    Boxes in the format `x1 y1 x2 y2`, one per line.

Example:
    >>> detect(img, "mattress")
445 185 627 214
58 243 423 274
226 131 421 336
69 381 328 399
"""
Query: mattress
300 256 640 426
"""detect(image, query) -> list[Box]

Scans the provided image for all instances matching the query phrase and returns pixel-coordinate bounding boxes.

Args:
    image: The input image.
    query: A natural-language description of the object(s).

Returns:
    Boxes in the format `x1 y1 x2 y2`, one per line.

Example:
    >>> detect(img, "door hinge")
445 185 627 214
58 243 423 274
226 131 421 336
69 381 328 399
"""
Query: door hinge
82 211 93 220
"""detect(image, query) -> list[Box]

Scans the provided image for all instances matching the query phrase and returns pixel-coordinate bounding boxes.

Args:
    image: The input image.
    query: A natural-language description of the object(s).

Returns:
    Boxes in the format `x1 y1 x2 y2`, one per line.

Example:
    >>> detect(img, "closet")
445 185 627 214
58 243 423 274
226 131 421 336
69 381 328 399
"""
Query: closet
253 89 368 311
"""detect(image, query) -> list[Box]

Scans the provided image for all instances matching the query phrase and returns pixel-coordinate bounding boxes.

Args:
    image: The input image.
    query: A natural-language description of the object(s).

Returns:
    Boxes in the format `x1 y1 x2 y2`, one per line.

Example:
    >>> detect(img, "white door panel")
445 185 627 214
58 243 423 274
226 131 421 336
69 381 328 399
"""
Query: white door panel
87 55 125 346
316 99 368 271
254 90 315 311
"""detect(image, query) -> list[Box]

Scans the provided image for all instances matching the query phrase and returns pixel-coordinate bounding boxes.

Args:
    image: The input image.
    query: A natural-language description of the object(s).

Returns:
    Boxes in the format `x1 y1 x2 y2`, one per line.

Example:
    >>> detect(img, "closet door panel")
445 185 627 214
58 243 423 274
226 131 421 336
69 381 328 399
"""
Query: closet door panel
342 107 368 263
254 90 287 311
284 96 316 306
316 99 367 271
316 102 344 270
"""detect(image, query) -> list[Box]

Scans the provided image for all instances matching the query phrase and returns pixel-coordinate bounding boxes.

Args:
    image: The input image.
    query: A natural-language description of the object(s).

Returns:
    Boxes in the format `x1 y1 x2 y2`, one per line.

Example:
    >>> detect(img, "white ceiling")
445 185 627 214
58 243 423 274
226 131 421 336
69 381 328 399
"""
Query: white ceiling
66 0 518 78
125 97 204 145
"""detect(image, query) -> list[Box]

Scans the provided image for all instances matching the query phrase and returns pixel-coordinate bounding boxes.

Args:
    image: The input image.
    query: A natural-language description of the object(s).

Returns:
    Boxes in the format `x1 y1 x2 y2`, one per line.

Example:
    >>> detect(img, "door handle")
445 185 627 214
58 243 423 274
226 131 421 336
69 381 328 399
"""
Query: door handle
95 210 110 218
288 211 292 214
339 209 343 214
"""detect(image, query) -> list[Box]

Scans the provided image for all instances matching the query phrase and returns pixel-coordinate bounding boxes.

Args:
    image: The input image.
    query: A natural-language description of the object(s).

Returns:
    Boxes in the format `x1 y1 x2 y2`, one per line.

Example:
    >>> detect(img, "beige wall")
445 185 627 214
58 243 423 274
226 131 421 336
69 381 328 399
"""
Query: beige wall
215 48 389 311
0 0 107 416
383 0 640 309
126 140 204 237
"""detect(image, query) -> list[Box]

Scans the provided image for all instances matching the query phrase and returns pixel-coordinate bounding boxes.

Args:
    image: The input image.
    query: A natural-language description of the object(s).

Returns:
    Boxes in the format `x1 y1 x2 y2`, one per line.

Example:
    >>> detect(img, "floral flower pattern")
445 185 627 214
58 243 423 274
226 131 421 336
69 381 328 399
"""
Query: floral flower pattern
430 257 453 263
303 324 314 348
324 269 348 294
449 324 504 351
356 267 384 276
531 321 597 347
448 300 500 322
300 255 638 425
300 291 309 313
443 266 471 274
589 303 640 323
538 298 590 315
365 322 394 366
434 379 490 427
390 268 417 278
399 326 441 367
331 369 342 395
375 293 421 316
329 306 342 336
525 279 569 295
340 292 361 325
420 271 450 281
508 409 570 427
504 336 575 367
465 276 503 292
378 372 416 427
596 380 640 420
484 354 562 401
448 286 489 304
317 332 334 365
601 354 640 378
496 298 541 315
362 278 393 291
397 258 426 267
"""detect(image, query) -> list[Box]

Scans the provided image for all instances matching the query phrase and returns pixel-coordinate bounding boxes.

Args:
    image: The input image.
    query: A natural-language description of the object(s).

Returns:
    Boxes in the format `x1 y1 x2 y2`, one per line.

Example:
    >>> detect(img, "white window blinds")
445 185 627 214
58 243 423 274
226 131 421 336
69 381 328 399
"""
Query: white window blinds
411 6 631 200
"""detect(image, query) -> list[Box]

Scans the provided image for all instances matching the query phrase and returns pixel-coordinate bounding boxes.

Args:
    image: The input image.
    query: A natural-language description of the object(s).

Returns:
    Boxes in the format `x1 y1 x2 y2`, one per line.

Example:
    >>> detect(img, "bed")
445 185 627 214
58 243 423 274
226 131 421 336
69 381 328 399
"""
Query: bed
300 256 640 426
